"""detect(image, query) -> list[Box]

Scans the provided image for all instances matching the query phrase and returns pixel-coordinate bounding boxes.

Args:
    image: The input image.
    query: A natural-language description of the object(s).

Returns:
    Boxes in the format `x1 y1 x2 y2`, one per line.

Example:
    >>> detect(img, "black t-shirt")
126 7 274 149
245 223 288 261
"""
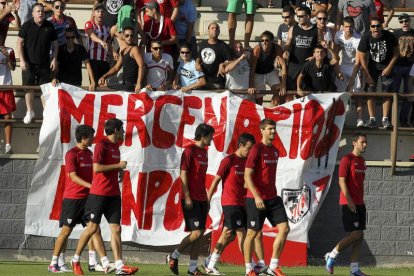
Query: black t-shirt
57 44 88 86
295 0 328 9
300 59 336 91
18 19 58 65
393 29 414 67
277 24 290 49
103 0 131 28
357 30 398 71
290 24 318 65
198 39 232 87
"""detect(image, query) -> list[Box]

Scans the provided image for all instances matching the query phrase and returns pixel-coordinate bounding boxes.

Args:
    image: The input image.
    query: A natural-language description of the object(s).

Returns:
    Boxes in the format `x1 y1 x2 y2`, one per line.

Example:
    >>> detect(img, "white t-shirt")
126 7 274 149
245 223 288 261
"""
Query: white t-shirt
144 52 173 88
334 30 361 65
226 58 250 90
0 48 14 85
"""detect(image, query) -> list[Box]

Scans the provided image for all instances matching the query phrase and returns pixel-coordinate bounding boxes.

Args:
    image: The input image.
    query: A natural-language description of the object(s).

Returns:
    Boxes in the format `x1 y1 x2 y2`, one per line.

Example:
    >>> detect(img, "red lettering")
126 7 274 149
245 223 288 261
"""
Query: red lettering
312 175 331 203
125 93 154 147
49 165 66 220
164 177 184 231
58 90 95 143
95 94 123 142
289 104 302 159
153 95 182 149
264 106 291 157
121 171 147 227
227 100 262 154
300 100 325 160
204 96 227 152
176 96 202 148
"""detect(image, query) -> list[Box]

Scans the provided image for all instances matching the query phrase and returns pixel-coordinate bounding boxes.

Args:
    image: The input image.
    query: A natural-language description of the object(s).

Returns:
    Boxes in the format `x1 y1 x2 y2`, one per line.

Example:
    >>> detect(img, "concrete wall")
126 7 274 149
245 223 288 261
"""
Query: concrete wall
0 158 413 266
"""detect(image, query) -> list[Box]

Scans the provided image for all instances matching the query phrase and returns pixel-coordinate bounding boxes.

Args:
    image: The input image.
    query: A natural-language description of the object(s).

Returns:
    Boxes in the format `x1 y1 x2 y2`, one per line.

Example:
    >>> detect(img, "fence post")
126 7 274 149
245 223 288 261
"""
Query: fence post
390 93 398 175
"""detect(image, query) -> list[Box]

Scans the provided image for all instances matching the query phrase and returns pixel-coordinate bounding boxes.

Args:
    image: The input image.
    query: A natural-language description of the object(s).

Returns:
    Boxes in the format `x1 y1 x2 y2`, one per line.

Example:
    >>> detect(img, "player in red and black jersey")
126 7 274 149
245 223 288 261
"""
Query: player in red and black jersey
203 133 255 275
325 133 368 276
167 123 215 276
71 119 138 275
243 119 289 276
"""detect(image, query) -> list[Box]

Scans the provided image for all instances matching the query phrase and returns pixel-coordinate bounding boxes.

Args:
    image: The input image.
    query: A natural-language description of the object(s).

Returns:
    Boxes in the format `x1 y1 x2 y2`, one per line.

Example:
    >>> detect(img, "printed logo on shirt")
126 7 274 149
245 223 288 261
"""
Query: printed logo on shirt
317 72 323 77
295 35 314 48
112 155 120 159
157 0 165 3
282 185 311 224
369 41 388 63
90 213 95 219
180 68 195 79
345 1 363 18
80 163 92 167
67 218 72 224
250 221 255 226
235 170 244 175
236 220 241 226
106 0 124 14
264 160 277 164
354 221 359 228
194 221 199 227
201 48 216 65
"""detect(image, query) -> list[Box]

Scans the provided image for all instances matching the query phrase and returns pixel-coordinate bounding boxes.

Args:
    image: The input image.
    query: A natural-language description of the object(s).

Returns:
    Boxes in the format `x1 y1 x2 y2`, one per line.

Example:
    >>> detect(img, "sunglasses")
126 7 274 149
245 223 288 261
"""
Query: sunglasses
297 15 306 18
180 51 190 54
370 24 382 28
54 5 65 10
317 17 327 21
152 47 163 51
0 2 6 5
282 16 290 19
261 39 270 42
124 34 133 38
66 36 76 39
399 19 409 23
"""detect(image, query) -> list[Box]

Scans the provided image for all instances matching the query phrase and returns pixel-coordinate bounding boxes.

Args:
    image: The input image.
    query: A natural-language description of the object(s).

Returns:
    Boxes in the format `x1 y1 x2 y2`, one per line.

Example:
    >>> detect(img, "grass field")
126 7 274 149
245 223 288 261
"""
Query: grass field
0 262 413 276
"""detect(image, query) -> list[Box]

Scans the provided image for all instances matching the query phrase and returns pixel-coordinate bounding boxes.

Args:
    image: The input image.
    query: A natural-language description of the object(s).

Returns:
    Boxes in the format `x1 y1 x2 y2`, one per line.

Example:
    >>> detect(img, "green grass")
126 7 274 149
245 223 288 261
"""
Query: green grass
0 262 413 275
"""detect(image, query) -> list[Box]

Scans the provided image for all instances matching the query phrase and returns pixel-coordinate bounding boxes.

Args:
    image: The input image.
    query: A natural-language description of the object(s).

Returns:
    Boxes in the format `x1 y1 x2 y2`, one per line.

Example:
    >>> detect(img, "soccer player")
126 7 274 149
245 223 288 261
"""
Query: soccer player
243 119 290 276
48 125 109 273
204 133 256 275
167 123 215 276
325 133 368 276
71 119 138 275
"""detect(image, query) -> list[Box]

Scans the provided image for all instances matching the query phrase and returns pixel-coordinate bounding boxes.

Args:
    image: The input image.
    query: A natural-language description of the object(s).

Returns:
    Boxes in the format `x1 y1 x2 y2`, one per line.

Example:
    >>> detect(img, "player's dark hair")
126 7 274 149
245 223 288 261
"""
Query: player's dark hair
282 6 295 15
105 118 124 135
238 133 256 147
352 132 366 144
151 40 163 46
314 44 327 53
259 118 276 130
194 123 215 141
371 16 384 24
53 0 64 5
32 3 45 11
65 27 76 34
316 9 328 17
261 30 274 41
343 16 354 25
179 42 191 50
297 6 311 16
75 125 95 143
123 26 134 33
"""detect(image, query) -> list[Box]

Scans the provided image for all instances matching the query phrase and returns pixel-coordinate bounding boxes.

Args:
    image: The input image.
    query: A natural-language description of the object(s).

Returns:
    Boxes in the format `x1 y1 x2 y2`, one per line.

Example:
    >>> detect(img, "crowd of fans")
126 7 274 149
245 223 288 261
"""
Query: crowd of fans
0 0 413 154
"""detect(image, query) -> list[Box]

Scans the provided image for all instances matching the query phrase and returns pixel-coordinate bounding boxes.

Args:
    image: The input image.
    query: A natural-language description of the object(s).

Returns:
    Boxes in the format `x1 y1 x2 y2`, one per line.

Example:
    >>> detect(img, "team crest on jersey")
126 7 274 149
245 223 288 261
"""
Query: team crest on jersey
282 185 311 224
157 0 165 3
236 220 241 226
106 0 123 14
194 221 199 227
250 221 255 226
67 218 72 224
90 213 95 219
354 222 359 227
201 48 216 64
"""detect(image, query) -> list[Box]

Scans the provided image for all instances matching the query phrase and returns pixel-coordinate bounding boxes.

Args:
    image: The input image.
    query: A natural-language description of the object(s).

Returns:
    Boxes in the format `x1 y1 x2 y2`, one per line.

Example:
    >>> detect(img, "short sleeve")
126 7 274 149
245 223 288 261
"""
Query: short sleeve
180 147 192 171
334 31 341 45
216 155 232 178
18 21 27 38
93 141 105 164
245 145 261 169
338 155 351 178
80 45 88 61
84 21 94 32
277 25 283 41
65 150 78 173
357 33 369 53
187 1 197 23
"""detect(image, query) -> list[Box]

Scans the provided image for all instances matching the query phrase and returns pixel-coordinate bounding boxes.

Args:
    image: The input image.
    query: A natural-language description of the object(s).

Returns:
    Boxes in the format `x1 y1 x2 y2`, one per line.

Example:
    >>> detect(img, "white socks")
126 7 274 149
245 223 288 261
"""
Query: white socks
329 248 339 259
269 258 279 270
50 255 58 266
115 260 124 270
72 254 80 262
58 253 65 266
101 256 110 268
245 263 253 274
89 251 97 265
207 252 220 270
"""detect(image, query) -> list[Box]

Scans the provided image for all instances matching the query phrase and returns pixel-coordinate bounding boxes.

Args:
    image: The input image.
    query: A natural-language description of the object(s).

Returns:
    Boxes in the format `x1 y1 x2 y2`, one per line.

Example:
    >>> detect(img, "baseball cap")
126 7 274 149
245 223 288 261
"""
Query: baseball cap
94 3 105 11
143 1 159 11
398 13 410 21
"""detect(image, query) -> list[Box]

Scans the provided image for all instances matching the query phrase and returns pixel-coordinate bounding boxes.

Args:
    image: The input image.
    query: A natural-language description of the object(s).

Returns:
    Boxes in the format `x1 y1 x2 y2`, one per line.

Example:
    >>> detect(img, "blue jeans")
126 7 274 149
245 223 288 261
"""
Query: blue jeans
393 64 412 124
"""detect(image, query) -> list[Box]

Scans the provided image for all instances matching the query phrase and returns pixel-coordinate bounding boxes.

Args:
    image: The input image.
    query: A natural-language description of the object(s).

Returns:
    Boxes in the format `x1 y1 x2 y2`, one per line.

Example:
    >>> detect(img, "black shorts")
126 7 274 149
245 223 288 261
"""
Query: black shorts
246 196 288 231
59 198 88 228
182 200 209 232
341 204 366 232
22 63 51 85
222 205 246 230
84 194 121 224
90 60 110 83
365 67 394 93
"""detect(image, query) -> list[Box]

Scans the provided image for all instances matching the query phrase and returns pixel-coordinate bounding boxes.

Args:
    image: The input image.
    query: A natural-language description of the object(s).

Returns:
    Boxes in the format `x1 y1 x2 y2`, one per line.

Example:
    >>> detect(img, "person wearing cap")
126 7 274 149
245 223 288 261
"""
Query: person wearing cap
138 0 177 55
136 0 179 22
84 3 113 85
393 13 414 127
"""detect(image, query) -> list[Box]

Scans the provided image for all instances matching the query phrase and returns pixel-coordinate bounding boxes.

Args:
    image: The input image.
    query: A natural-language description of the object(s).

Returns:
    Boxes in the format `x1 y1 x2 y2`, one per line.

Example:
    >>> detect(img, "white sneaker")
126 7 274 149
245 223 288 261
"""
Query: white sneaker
5 144 12 154
23 111 35 124
58 264 73 272
95 263 116 273
357 119 364 128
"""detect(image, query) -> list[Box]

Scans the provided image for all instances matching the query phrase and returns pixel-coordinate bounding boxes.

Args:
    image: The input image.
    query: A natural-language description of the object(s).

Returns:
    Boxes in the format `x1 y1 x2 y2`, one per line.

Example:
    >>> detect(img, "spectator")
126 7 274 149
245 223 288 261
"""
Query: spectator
374 0 395 29
333 17 363 127
17 3 58 124
48 0 83 47
0 39 16 154
144 40 174 91
110 5 135 52
197 22 232 90
38 0 68 19
297 45 342 96
316 9 336 58
295 0 328 19
224 41 251 91
227 0 256 48
139 0 177 54
137 0 179 22
54 27 96 91
99 27 144 92
0 0 21 40
175 0 197 57
250 31 287 106
393 13 414 127
173 43 206 93
94 0 132 28
277 6 296 49
357 17 398 129
283 7 317 92
18 0 35 24
85 3 112 85
336 0 376 34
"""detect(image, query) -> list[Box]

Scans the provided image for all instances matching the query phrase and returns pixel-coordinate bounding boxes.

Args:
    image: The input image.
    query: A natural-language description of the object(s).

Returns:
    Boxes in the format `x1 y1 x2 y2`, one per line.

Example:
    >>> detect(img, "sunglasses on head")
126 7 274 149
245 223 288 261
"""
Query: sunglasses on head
370 24 382 28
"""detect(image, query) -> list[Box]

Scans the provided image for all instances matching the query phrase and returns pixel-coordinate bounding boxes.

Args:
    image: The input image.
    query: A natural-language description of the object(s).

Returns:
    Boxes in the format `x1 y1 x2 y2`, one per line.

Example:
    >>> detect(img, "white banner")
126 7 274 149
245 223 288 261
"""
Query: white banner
25 83 349 246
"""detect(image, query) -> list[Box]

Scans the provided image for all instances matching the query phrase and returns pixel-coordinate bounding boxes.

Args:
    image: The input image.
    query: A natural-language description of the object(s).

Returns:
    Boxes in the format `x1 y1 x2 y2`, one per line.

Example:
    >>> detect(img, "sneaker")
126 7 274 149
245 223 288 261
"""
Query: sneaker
364 119 376 128
357 120 364 128
115 265 139 275
382 118 392 130
95 263 116 273
167 254 179 275
325 253 335 274
59 264 72 272
4 144 12 154
259 266 286 276
350 270 369 276
187 267 206 275
254 264 264 275
23 110 35 124
88 263 96 272
48 264 63 273
71 261 84 275
205 267 225 275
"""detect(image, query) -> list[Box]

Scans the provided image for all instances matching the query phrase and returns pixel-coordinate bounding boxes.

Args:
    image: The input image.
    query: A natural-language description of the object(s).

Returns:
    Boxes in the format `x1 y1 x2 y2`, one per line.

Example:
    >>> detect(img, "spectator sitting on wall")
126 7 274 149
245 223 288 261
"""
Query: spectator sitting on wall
226 0 256 48
53 27 96 91
99 27 144 92
144 40 174 91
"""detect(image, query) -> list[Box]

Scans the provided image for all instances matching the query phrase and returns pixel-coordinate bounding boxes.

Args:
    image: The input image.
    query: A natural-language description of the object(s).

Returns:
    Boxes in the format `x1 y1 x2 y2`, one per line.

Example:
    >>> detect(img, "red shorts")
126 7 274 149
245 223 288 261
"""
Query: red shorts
0 90 16 115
